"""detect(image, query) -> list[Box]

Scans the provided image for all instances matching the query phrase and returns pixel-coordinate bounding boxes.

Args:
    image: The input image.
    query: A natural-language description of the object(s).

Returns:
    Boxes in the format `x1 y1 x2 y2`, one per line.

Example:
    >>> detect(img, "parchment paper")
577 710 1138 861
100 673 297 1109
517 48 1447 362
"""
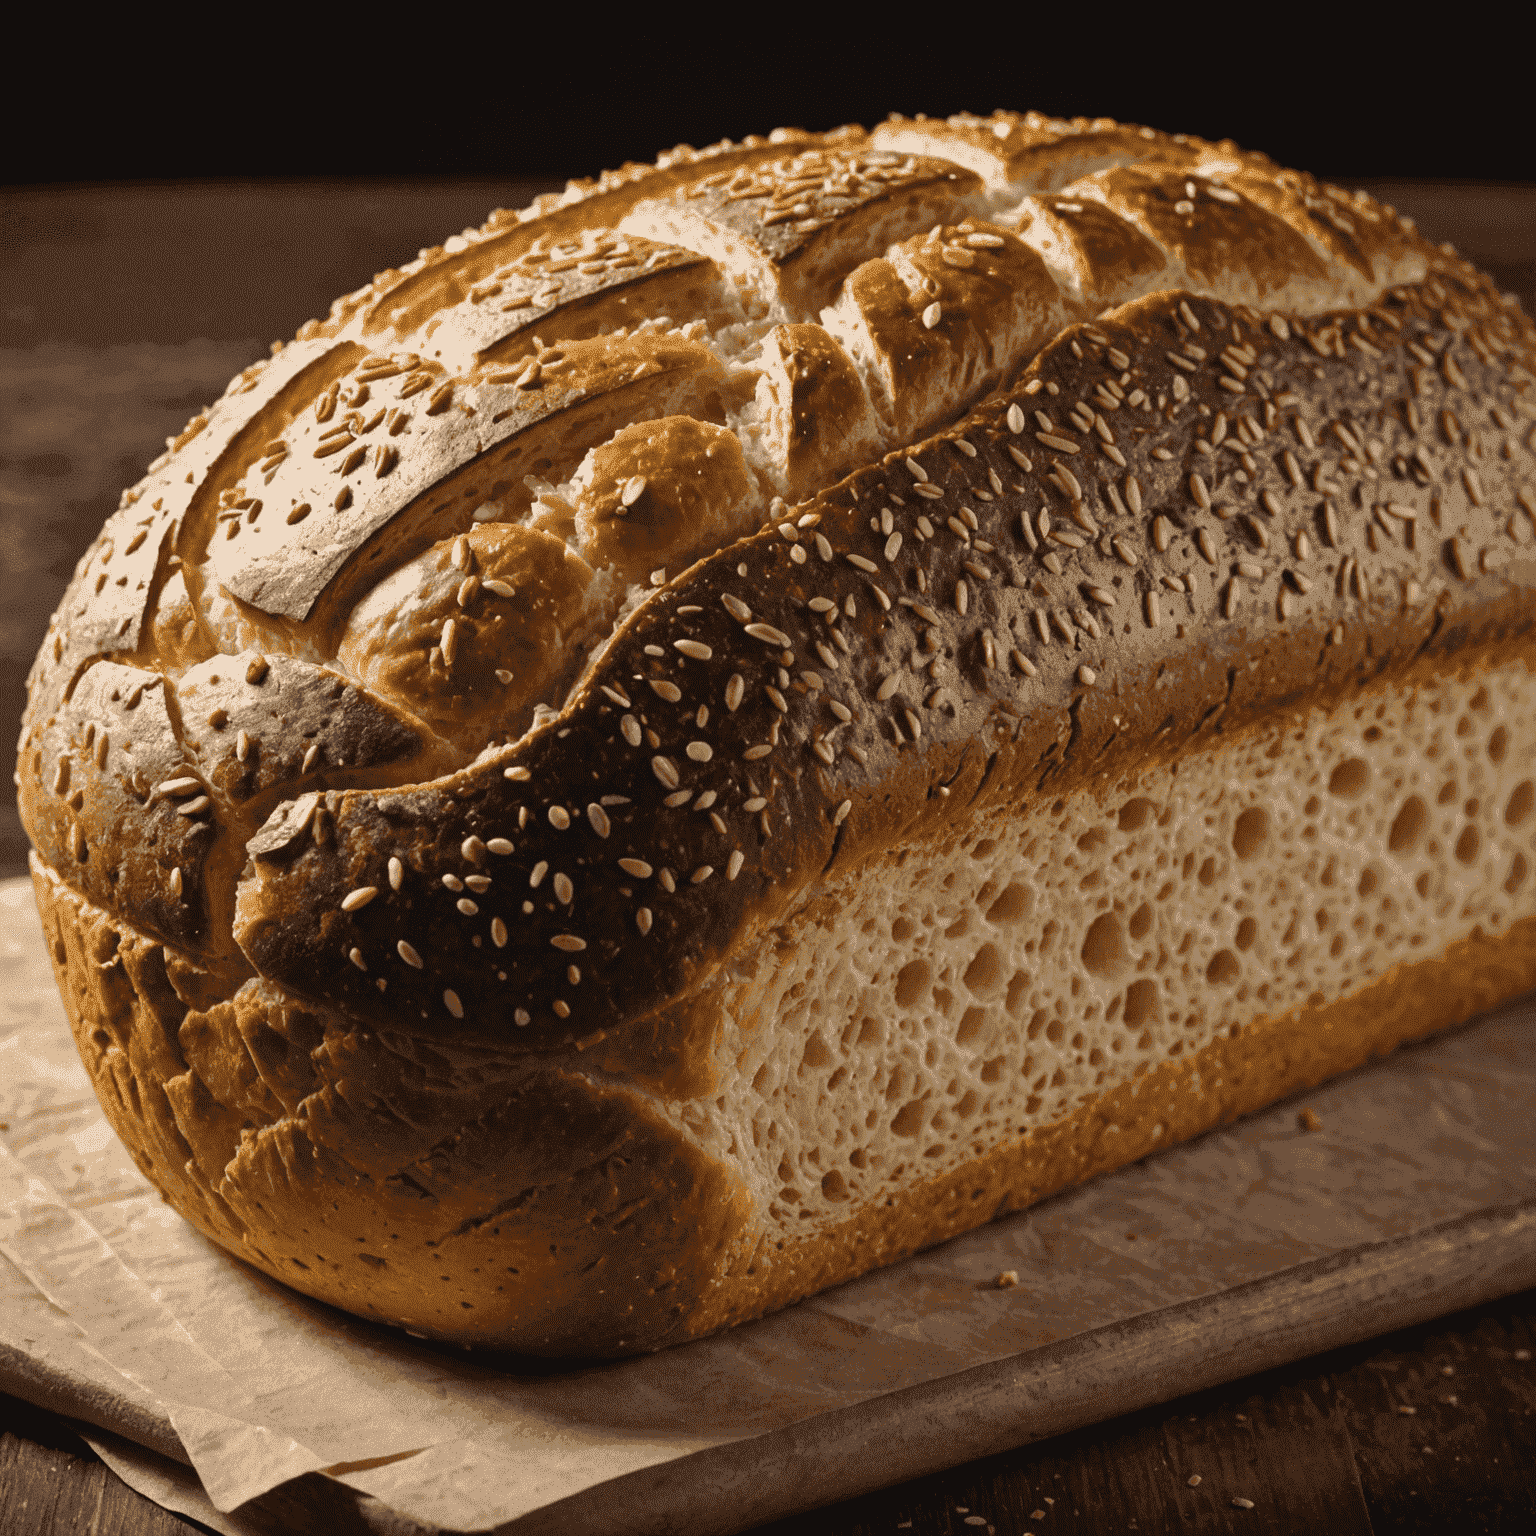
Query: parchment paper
4 873 1535 1532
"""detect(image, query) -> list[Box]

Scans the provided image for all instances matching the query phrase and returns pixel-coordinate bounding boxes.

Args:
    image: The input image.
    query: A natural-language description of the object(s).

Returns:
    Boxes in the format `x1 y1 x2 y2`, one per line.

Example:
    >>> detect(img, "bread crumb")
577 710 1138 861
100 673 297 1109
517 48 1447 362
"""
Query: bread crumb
1186 1474 1201 1487
1232 1497 1255 1509
1298 1107 1324 1132
996 1269 1019 1289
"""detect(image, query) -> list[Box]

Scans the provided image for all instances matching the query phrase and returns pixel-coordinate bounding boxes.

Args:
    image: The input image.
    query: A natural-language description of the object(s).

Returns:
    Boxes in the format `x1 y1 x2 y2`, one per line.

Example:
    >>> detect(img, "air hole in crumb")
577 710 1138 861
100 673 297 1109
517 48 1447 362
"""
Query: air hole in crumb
1328 758 1369 797
1206 949 1241 985
1358 865 1379 897
1363 725 1383 742
1508 853 1528 894
1455 825 1481 865
1128 901 1153 940
971 837 997 860
1507 781 1534 827
1081 912 1128 977
1235 916 1257 950
891 915 915 941
1005 969 1031 1015
893 958 931 1008
963 942 1002 995
821 1169 848 1201
1232 807 1270 859
1438 780 1459 805
1488 726 1509 764
1415 871 1432 897
1123 977 1158 1028
801 1031 832 1069
957 1005 989 1045
1198 856 1218 886
1118 797 1155 832
1389 795 1428 853
1077 827 1109 854
891 1100 926 1137
986 882 1030 923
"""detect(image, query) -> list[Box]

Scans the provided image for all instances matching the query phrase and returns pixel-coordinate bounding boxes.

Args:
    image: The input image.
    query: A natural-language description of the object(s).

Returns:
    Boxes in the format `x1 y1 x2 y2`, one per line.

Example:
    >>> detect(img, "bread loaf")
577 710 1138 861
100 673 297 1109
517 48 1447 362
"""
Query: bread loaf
20 111 1536 1358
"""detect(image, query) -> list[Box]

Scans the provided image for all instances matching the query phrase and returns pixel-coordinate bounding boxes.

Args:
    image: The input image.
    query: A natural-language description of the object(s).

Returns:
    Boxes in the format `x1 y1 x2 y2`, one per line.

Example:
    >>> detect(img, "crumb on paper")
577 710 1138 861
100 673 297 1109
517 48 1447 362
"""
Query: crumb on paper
1232 1497 1256 1509
996 1270 1019 1289
1186 1474 1201 1487
1298 1107 1324 1132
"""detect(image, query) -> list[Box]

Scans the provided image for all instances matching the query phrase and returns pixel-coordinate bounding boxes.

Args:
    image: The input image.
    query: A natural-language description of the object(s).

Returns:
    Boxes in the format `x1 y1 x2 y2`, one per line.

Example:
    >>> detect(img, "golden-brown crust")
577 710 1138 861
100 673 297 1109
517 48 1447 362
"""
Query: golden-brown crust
36 845 1536 1358
19 108 1536 1357
338 524 597 752
870 110 1249 194
31 859 755 1356
828 218 1066 441
230 280 1536 1051
571 416 757 586
753 323 885 502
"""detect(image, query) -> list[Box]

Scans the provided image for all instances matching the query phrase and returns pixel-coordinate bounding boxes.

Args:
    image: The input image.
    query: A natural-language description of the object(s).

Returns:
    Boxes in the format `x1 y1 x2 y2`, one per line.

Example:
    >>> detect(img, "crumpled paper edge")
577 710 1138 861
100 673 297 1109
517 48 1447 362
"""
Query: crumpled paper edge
13 1198 1535 1535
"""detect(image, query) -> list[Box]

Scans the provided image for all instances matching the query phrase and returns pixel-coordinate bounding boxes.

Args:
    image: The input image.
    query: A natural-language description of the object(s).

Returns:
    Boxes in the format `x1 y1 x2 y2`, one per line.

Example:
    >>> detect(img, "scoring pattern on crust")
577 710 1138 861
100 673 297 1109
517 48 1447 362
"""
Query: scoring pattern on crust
20 109 1536 1056
232 280 1536 1042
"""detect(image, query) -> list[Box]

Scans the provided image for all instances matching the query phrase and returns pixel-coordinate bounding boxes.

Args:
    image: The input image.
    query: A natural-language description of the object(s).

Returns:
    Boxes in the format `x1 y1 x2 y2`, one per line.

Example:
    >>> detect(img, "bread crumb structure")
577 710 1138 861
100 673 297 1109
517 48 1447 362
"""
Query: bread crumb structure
20 110 1536 1357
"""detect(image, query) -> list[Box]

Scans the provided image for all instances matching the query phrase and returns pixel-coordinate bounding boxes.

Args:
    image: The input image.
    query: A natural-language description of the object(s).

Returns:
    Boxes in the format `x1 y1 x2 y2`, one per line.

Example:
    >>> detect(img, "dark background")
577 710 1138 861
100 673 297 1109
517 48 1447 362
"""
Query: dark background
5 19 1534 188
3 31 1533 879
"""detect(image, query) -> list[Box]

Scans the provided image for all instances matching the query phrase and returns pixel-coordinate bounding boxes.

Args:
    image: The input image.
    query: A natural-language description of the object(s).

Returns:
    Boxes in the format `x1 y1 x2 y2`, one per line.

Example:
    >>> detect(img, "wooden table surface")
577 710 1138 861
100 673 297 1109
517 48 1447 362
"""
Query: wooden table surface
4 1289 1533 1534
3 176 1534 1533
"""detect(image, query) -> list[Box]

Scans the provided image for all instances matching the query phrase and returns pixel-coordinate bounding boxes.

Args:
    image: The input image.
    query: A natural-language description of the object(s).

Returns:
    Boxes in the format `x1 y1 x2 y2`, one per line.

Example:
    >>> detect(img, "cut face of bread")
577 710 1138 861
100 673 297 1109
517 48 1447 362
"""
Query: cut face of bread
652 652 1536 1242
